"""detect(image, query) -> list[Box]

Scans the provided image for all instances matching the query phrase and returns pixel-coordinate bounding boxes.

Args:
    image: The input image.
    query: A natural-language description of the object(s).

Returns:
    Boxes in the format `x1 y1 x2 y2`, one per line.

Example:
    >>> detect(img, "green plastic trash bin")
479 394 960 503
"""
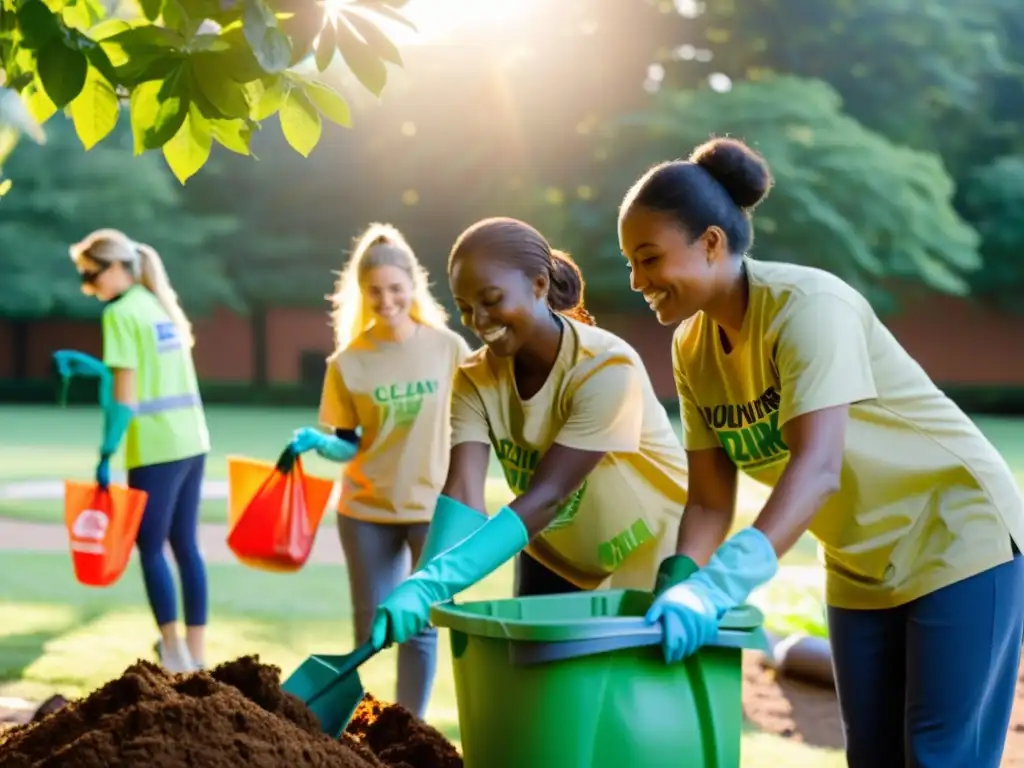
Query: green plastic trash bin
430 589 767 768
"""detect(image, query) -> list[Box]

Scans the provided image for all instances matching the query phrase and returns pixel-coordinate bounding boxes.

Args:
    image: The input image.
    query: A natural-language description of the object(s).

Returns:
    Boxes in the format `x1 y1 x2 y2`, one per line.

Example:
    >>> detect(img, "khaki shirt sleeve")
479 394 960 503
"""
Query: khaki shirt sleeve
318 358 359 430
554 360 643 453
775 294 878 427
451 370 491 446
673 340 718 451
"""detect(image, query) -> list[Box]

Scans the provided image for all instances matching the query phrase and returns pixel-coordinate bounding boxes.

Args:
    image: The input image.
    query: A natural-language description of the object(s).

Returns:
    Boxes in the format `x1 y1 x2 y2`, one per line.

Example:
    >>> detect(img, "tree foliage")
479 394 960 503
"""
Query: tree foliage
0 0 412 184
553 76 980 309
0 112 240 317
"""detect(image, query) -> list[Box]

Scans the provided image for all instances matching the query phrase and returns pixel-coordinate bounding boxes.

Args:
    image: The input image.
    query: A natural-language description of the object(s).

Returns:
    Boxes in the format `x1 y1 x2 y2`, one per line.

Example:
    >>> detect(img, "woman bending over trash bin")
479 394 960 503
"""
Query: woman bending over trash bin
288 223 470 719
70 228 211 674
617 136 1024 768
367 217 693 649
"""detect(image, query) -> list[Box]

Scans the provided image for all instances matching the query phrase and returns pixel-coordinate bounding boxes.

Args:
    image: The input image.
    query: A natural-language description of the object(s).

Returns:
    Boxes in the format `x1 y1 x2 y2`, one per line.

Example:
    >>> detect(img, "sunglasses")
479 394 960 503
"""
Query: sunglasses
78 259 112 285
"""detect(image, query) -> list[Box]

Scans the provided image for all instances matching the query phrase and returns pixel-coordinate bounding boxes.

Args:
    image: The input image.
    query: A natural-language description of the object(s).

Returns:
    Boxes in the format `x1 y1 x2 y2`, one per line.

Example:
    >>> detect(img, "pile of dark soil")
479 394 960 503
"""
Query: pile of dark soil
0 655 461 768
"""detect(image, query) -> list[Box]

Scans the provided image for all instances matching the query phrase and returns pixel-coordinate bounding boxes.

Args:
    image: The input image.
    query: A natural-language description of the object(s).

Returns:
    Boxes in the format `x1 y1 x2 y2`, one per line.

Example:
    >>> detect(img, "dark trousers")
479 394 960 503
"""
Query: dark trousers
128 454 208 627
515 552 583 597
829 551 1024 768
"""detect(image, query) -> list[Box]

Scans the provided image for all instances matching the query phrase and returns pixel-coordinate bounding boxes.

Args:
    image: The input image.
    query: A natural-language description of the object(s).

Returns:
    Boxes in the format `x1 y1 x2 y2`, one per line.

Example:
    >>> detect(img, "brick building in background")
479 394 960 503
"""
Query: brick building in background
2 293 1023 400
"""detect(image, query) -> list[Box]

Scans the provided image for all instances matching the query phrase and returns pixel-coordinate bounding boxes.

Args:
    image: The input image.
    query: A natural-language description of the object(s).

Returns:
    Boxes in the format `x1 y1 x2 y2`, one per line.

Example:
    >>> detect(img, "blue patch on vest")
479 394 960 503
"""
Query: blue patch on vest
154 321 181 353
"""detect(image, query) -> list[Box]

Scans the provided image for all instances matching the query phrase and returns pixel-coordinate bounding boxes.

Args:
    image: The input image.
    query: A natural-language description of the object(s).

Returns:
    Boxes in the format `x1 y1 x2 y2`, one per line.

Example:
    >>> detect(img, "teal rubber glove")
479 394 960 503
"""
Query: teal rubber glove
289 427 357 462
371 506 529 647
52 350 113 407
645 527 778 663
415 494 489 570
96 401 133 490
653 554 699 597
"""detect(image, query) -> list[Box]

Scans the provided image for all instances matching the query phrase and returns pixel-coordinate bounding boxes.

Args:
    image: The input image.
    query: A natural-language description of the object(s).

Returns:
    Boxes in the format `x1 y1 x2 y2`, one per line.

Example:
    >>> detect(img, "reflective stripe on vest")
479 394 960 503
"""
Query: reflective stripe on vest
134 392 202 415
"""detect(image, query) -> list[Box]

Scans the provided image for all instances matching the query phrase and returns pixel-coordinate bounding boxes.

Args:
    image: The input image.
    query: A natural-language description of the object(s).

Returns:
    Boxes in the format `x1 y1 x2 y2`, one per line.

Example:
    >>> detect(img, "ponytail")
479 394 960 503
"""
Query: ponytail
136 243 194 348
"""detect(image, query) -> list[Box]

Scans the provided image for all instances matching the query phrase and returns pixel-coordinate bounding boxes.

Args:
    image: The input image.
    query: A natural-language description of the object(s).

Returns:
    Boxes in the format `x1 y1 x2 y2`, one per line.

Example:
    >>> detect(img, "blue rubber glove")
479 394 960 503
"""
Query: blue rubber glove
371 506 529 647
289 427 357 462
645 527 779 663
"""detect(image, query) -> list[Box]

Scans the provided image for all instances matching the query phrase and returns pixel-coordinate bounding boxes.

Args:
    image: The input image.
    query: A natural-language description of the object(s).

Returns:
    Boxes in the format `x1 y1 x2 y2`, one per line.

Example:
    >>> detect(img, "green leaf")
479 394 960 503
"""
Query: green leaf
128 67 189 153
162 104 212 183
61 0 104 32
70 66 119 149
279 86 320 156
210 117 252 154
17 0 62 49
0 178 11 197
334 15 386 96
140 0 164 22
243 0 291 73
351 0 417 32
190 54 251 119
315 18 336 71
89 19 134 41
189 34 231 53
21 80 57 124
249 75 285 119
38 39 88 108
81 39 120 85
342 9 401 66
303 80 350 127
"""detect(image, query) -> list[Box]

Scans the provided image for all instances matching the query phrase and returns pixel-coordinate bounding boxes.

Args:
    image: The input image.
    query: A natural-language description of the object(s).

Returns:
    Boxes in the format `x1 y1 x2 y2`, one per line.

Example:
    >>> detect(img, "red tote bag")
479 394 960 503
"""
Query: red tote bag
225 449 333 572
64 481 148 587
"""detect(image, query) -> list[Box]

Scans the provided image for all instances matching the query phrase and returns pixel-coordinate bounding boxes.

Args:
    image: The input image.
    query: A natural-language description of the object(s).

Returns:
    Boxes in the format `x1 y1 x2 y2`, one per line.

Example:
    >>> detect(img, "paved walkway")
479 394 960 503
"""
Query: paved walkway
0 478 344 565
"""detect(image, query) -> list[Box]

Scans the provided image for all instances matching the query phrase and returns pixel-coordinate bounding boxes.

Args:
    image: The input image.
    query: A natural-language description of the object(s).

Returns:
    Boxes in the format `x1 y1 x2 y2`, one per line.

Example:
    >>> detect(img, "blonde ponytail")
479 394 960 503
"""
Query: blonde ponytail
136 243 194 348
329 223 449 355
69 228 194 348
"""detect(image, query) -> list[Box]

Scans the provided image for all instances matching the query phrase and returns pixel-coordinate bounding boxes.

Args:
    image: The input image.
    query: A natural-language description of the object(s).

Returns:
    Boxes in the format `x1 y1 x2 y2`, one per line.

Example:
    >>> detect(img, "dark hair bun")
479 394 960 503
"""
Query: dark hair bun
689 137 773 209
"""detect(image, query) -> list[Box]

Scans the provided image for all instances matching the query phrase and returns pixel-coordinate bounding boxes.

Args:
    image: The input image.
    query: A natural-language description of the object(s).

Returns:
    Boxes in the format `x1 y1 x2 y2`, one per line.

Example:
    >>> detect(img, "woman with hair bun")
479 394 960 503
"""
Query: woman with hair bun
366 217 691 652
618 137 1024 767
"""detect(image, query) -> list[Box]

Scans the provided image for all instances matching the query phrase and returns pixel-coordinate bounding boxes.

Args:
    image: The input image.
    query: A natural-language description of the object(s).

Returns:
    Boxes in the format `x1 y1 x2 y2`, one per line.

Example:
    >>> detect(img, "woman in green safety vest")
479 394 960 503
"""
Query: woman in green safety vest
69 228 211 675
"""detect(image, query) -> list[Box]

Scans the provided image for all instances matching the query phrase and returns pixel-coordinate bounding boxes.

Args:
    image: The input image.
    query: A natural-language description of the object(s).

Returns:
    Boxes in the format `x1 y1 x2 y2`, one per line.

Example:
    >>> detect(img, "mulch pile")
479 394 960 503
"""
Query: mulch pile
0 655 462 768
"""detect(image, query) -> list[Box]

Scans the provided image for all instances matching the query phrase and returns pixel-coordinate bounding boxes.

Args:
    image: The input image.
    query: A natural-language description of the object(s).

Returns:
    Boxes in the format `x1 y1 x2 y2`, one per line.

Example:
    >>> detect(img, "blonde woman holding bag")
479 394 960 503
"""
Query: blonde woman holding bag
289 223 470 718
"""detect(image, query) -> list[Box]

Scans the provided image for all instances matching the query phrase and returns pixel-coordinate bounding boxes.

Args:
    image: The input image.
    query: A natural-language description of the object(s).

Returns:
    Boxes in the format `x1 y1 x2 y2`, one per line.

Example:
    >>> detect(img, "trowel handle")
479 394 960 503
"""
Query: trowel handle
338 640 378 677
509 626 753 666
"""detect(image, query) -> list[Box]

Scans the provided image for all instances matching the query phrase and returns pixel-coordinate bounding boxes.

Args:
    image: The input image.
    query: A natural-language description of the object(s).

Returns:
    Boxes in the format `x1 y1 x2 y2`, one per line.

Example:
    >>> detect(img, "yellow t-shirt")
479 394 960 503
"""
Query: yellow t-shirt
674 256 1024 609
319 323 472 524
451 316 688 589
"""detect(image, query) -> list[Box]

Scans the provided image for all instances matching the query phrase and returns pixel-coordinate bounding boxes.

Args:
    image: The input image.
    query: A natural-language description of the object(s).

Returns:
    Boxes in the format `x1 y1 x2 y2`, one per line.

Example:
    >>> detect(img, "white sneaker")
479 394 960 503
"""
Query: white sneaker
155 638 196 674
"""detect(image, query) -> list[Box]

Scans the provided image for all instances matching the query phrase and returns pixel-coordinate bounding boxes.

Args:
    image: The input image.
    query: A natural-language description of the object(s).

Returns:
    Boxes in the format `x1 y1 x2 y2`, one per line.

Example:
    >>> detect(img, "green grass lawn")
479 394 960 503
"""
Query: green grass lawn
0 549 845 767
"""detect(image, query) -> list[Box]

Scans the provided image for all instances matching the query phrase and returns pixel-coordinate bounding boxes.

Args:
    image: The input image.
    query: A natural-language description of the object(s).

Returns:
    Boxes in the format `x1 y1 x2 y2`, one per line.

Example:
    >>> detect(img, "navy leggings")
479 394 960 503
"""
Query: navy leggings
829 550 1024 768
128 454 208 627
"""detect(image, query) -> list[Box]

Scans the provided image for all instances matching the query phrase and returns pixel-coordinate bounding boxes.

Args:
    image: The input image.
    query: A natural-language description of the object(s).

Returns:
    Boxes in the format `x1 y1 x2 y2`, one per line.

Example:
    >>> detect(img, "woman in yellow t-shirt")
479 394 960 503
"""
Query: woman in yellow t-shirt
288 223 470 719
366 218 690 654
617 137 1024 768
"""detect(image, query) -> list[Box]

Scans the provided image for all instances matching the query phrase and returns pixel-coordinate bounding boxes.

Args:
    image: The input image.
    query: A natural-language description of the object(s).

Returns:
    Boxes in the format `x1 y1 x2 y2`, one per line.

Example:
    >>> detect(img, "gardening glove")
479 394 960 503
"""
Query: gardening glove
95 455 111 490
95 401 134 490
653 554 700 597
52 350 113 407
415 495 489 570
289 427 357 462
645 527 778 664
371 505 529 647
